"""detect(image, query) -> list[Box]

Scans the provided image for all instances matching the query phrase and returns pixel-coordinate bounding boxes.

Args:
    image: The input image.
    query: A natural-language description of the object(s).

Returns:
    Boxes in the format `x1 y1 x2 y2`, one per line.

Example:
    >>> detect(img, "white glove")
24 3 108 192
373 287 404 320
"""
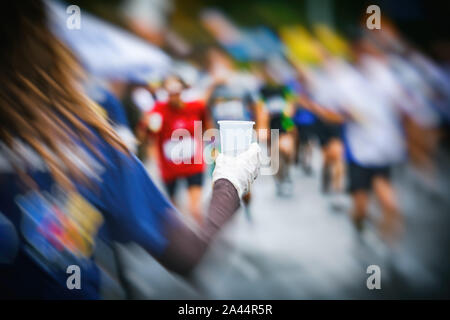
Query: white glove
212 143 262 198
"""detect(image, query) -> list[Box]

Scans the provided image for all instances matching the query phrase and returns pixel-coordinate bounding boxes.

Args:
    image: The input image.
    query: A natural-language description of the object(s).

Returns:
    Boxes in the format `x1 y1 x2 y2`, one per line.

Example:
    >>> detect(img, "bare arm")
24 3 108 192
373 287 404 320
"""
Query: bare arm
297 94 346 124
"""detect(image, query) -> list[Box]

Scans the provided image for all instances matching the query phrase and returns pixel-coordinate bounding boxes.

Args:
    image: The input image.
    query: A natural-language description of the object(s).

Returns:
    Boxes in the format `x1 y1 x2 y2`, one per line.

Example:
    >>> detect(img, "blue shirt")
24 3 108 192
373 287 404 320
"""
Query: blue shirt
86 85 130 128
0 129 175 299
293 108 317 125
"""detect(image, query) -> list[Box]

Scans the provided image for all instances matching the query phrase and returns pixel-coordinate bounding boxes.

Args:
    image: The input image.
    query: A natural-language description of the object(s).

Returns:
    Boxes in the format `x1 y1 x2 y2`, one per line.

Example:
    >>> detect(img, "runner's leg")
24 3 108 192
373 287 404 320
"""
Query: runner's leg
352 190 370 231
327 138 344 193
373 175 402 243
348 163 371 231
186 173 204 224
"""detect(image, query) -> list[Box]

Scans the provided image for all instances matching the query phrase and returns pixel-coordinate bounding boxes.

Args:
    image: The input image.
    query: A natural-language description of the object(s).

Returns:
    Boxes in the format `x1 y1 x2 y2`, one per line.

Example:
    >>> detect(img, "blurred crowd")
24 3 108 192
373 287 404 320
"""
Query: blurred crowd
1 0 449 299
79 2 449 238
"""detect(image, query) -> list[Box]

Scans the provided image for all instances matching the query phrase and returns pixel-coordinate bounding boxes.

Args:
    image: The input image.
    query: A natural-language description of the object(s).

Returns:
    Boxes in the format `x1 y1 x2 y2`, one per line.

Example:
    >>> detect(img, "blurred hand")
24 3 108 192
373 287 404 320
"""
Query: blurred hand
212 143 262 198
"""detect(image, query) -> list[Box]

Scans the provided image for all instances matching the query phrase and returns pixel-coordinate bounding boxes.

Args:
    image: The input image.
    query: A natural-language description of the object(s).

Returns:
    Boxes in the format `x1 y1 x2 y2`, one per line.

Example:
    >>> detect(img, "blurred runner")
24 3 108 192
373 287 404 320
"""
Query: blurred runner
329 56 404 242
121 81 158 161
207 70 264 217
260 68 296 197
0 1 261 299
389 52 442 183
140 75 212 224
288 75 318 175
301 65 345 199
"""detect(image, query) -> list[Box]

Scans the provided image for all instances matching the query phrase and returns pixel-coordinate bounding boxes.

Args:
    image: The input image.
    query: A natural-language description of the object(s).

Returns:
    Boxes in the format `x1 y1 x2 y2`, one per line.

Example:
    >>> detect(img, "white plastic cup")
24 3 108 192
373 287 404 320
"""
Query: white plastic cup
218 120 255 157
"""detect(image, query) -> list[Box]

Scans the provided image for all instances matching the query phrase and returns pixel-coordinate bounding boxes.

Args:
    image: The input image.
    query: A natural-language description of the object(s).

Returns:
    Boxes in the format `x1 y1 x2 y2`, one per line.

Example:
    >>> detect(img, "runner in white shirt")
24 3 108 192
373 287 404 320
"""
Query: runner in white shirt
304 65 346 201
329 55 404 242
388 53 442 175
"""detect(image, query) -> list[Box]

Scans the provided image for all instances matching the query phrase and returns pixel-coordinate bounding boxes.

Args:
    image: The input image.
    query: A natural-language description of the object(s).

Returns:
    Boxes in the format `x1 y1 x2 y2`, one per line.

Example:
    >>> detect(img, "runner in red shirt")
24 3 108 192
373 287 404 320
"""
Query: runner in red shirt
142 75 211 224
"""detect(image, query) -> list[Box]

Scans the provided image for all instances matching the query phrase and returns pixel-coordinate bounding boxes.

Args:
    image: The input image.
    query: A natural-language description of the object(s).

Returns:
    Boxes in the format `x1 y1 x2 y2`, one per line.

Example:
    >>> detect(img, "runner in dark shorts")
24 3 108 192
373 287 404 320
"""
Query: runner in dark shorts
314 118 344 194
348 163 391 193
293 106 318 175
316 119 342 147
297 120 317 143
260 83 296 197
165 172 204 198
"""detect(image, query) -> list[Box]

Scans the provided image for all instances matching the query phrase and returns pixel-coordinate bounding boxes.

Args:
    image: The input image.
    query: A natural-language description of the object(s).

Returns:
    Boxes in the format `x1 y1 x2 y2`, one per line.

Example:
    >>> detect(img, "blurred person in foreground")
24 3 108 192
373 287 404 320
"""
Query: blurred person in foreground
85 80 138 154
0 1 261 299
139 75 213 224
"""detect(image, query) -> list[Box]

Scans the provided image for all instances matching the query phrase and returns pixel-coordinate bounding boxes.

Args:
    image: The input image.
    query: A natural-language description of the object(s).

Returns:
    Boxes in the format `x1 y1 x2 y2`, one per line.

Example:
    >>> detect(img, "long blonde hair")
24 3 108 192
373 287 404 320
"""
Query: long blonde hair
0 1 128 189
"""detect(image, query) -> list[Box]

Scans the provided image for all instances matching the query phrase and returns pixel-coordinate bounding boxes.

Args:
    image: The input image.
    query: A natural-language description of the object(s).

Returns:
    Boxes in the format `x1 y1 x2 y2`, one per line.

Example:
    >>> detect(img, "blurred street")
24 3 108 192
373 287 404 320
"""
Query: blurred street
100 146 450 300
